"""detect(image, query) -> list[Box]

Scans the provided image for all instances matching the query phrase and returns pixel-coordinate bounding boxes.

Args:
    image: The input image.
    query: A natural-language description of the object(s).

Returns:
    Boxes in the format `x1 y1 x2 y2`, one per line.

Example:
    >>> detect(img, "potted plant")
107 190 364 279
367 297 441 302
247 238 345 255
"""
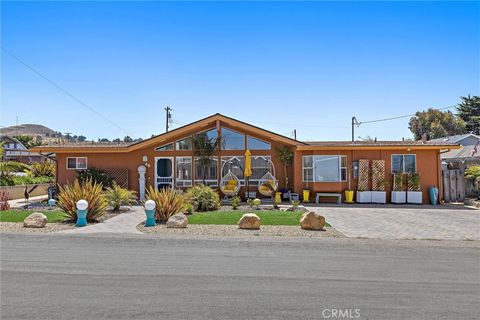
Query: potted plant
356 159 371 203
303 181 310 203
371 160 386 204
407 173 422 204
391 173 406 204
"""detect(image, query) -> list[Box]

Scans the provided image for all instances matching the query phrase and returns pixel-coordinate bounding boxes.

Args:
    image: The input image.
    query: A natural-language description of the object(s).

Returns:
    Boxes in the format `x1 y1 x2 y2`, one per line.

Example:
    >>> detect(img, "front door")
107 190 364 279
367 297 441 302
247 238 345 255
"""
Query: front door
155 157 173 189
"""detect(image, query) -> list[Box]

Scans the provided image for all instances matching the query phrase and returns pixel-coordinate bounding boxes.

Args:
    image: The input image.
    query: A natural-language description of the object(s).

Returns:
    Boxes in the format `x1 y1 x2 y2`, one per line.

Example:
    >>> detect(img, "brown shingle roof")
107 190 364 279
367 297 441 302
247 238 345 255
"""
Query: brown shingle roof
302 140 459 147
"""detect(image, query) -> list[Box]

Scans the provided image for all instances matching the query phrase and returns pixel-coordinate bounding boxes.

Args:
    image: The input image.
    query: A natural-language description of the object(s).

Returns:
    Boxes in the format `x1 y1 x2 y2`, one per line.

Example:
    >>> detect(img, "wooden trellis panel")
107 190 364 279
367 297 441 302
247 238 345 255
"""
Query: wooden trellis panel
358 159 370 191
103 168 129 189
371 160 385 191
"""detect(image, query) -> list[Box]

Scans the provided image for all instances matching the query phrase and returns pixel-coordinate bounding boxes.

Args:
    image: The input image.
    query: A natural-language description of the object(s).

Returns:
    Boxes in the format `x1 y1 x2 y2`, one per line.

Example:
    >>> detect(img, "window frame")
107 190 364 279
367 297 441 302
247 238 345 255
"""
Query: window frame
66 157 88 170
391 154 417 174
154 143 174 151
302 155 347 182
194 156 218 187
247 136 271 150
221 127 245 150
175 156 193 187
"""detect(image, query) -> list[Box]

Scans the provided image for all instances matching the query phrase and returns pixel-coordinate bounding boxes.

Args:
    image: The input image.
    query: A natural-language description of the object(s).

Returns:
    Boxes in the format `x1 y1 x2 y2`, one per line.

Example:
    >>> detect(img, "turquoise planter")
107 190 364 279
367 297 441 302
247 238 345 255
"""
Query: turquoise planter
428 186 439 205
145 209 156 227
76 209 88 227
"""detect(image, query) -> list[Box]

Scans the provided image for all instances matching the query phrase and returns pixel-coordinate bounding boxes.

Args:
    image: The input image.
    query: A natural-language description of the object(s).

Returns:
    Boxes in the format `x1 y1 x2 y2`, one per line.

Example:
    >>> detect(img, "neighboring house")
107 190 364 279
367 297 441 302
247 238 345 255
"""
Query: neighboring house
0 135 43 163
429 134 480 168
31 114 459 204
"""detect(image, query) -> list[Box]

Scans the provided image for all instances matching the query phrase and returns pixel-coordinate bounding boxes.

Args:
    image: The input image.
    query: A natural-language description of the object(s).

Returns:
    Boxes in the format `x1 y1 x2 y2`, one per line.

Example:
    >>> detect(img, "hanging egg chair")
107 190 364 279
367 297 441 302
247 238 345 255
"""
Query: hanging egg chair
220 170 241 197
257 171 278 197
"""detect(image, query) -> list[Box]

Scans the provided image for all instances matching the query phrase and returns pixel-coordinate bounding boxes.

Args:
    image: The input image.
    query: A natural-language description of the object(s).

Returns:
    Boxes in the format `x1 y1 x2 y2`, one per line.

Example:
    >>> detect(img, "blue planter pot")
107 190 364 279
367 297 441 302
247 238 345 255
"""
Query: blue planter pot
428 186 439 205
145 209 156 227
76 209 88 227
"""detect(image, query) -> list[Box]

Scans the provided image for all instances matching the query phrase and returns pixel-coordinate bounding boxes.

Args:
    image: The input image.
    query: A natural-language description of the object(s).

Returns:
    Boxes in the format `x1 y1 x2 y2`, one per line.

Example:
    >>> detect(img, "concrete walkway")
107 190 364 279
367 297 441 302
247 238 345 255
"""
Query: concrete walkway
311 205 480 240
8 195 48 208
60 206 145 234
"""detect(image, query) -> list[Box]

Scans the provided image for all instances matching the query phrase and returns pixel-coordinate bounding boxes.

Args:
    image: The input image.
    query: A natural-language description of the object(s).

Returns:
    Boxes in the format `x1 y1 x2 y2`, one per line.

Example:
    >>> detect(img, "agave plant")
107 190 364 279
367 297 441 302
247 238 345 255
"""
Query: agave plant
57 179 108 222
104 183 137 211
146 186 185 222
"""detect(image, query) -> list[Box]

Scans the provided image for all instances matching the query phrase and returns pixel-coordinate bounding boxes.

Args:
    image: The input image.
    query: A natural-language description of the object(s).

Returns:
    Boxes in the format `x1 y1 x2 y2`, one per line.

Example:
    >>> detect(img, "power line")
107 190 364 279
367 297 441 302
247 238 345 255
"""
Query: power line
358 105 458 125
1 47 134 137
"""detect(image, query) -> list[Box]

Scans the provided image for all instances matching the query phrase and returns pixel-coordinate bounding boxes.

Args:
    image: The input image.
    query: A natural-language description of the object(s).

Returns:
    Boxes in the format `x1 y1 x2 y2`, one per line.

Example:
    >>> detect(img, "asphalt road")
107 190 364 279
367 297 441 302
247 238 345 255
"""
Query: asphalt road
1 234 479 320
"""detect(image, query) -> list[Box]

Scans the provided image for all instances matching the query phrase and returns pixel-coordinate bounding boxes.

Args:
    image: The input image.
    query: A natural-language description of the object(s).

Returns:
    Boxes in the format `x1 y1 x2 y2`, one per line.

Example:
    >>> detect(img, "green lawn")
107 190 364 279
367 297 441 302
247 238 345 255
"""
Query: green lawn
0 210 66 223
188 210 330 226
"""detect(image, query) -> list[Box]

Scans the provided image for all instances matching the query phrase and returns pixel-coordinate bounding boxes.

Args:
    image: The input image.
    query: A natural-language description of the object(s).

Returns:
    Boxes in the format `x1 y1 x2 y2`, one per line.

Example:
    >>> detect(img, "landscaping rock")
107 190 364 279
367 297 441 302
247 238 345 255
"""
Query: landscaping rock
300 211 326 230
23 212 48 228
166 213 188 228
238 213 261 229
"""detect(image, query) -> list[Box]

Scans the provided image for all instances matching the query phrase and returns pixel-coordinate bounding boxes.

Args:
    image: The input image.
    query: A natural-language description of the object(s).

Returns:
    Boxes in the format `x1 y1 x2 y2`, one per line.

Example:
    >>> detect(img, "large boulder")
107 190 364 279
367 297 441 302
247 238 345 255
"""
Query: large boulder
23 212 48 228
300 211 326 230
166 213 188 228
238 213 261 230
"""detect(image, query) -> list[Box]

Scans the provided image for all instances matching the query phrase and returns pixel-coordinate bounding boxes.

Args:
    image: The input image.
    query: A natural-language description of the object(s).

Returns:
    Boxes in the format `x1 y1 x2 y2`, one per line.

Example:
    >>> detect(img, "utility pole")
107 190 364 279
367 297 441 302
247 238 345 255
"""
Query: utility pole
293 129 297 140
165 106 172 132
351 116 360 143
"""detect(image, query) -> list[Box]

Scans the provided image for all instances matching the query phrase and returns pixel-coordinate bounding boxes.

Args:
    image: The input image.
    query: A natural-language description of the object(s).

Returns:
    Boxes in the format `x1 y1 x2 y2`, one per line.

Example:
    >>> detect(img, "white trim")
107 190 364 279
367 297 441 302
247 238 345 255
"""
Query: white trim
175 156 193 187
391 154 417 173
66 157 87 170
154 156 174 189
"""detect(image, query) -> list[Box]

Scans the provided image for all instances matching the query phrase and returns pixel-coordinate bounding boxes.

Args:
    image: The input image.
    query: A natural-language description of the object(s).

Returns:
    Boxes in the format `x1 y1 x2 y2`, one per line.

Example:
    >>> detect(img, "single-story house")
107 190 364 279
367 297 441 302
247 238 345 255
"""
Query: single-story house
429 133 480 168
31 114 460 204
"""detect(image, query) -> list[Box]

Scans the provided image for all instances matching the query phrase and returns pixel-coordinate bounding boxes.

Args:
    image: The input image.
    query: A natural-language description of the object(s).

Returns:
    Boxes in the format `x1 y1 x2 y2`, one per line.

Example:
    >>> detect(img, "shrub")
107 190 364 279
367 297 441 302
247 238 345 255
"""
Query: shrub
185 184 220 212
231 195 241 210
146 186 185 222
77 168 113 189
0 190 10 211
57 179 108 222
465 166 480 187
29 161 55 178
104 183 137 211
184 203 194 215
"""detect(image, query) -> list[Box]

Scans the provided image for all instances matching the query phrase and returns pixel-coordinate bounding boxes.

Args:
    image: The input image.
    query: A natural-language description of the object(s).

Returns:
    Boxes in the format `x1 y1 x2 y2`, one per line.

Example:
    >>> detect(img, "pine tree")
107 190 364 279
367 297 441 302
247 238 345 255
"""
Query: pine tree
457 95 480 135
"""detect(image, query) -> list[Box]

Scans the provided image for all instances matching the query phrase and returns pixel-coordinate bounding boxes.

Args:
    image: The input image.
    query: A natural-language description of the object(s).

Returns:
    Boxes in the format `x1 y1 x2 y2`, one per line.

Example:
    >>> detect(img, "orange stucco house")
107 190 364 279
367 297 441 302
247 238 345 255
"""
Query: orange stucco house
32 114 459 204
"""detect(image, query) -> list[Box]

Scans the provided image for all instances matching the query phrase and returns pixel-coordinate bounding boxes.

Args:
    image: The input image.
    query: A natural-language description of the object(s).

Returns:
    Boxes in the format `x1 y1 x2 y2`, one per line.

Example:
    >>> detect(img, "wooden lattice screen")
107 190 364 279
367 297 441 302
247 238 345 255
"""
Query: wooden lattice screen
371 160 386 191
103 168 129 189
357 159 370 191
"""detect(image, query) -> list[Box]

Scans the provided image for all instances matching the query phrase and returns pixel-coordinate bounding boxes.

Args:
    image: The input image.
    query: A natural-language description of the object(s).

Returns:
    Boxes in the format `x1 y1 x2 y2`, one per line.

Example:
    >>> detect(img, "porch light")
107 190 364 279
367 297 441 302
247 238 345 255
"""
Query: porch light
143 155 148 162
145 200 156 211
76 200 88 211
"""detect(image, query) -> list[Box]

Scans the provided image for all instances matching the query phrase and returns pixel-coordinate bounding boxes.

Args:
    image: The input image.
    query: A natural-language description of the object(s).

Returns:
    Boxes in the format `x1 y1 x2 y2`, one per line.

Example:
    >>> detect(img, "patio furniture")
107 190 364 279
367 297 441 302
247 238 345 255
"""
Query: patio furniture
289 193 300 201
219 170 241 200
258 171 278 197
315 192 342 205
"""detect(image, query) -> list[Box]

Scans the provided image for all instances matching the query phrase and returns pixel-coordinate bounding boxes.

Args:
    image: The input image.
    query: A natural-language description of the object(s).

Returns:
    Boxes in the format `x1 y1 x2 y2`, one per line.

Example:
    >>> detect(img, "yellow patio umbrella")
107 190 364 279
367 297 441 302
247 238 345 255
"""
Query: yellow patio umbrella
244 149 252 198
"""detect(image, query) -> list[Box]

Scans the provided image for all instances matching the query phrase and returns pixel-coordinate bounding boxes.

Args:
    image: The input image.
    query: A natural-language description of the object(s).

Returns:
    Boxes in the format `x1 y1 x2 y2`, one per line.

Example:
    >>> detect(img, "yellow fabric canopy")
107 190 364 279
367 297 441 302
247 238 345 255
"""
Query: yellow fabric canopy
244 149 252 177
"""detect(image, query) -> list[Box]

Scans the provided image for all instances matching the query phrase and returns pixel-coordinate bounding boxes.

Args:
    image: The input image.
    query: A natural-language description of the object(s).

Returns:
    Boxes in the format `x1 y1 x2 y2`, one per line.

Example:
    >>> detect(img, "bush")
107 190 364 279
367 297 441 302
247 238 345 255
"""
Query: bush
146 186 185 222
231 196 241 210
57 179 108 222
185 184 220 212
465 166 480 187
77 168 113 189
104 183 137 211
29 161 55 178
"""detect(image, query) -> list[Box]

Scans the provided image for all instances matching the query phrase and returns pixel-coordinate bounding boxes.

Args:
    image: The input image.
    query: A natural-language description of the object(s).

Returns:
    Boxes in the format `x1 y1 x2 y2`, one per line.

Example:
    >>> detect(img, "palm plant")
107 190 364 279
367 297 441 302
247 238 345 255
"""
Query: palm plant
146 186 185 222
104 183 137 211
0 161 31 186
29 161 55 178
192 134 220 184
57 179 108 222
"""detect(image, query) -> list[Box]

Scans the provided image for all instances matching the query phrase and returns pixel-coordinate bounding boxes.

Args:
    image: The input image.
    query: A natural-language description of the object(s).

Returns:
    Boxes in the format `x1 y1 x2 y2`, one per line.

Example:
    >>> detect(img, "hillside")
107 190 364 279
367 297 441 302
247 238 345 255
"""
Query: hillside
0 124 57 137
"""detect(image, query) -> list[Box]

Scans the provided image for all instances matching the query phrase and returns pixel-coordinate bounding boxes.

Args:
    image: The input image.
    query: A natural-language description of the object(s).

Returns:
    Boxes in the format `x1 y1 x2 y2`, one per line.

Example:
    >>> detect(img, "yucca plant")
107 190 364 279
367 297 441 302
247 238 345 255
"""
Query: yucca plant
185 184 220 212
105 183 137 211
146 186 185 222
57 179 108 222
29 161 55 178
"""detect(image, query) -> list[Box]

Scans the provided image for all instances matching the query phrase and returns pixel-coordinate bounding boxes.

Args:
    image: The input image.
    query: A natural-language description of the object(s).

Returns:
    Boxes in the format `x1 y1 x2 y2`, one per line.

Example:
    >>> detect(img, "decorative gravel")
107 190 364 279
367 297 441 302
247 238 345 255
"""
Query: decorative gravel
0 222 75 233
137 223 344 238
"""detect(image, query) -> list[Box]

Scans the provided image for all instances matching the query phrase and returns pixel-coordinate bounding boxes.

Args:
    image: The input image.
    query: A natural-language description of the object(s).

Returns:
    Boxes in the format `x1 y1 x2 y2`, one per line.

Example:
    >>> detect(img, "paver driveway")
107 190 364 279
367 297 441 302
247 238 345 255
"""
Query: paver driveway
311 205 480 240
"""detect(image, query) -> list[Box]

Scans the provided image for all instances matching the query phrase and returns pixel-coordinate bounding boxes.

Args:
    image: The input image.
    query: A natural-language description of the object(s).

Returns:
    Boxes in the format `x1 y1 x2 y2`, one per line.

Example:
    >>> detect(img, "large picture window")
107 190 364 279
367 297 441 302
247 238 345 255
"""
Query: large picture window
247 136 271 150
392 154 416 173
249 156 272 185
176 157 192 187
221 127 245 150
194 157 218 187
221 156 245 185
302 155 347 182
176 137 192 150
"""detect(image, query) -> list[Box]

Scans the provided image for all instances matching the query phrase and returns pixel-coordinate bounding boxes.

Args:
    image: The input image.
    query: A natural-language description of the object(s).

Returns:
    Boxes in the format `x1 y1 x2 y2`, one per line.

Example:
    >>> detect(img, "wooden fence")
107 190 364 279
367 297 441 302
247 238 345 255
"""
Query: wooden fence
442 169 479 202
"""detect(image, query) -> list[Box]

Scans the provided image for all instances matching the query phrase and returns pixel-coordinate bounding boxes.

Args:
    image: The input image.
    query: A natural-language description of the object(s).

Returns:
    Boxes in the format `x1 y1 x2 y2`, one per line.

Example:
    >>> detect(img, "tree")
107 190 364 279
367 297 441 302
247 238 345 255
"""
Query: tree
13 135 42 148
408 108 466 140
192 134 220 184
124 136 133 142
275 145 293 189
457 95 480 135
77 135 87 142
98 138 110 142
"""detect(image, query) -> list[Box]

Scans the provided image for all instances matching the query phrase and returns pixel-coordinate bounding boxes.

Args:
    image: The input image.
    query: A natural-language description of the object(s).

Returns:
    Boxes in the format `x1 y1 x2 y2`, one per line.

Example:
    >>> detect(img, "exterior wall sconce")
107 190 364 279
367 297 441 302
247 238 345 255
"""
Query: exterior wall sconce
142 155 148 162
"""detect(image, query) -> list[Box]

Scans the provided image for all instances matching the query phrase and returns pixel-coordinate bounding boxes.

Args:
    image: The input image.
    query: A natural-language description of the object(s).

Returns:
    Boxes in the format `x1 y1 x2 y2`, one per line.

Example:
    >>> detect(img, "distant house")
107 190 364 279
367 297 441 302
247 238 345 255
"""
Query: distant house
429 134 480 168
0 135 43 163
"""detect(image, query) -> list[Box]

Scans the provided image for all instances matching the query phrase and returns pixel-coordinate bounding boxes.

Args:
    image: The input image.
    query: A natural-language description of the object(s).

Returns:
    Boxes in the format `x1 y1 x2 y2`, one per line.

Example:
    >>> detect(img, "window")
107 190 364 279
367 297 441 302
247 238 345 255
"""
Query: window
392 154 416 173
249 156 272 185
194 157 218 187
221 156 245 184
176 137 192 151
176 157 192 187
247 136 271 150
155 143 173 151
221 127 245 150
67 157 87 170
302 155 347 182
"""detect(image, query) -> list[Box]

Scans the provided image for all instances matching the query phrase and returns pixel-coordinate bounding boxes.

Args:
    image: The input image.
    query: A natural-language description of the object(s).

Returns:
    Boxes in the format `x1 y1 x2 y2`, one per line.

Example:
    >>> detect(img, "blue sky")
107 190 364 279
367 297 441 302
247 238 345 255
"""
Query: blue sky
1 1 479 141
